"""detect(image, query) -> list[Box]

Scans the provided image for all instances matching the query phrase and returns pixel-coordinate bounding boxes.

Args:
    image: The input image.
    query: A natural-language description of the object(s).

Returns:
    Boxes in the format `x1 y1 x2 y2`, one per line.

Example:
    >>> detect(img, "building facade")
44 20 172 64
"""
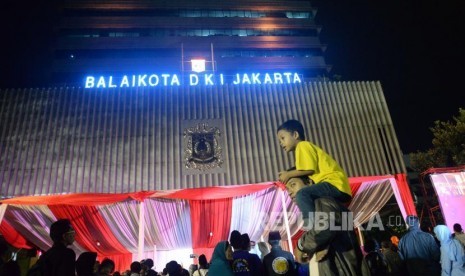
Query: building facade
52 0 329 85
0 81 405 197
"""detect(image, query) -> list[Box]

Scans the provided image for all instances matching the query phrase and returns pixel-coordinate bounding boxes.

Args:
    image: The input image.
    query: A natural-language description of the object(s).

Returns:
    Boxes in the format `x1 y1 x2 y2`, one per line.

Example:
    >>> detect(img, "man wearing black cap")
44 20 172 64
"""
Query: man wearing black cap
263 231 296 276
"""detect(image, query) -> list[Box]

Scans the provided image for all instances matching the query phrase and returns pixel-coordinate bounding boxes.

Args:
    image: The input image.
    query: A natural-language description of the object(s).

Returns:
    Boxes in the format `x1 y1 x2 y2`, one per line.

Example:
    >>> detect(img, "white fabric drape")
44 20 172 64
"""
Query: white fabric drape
98 200 141 252
388 178 408 222
98 198 193 252
144 198 192 250
230 187 277 241
231 187 303 243
0 204 7 223
348 179 394 228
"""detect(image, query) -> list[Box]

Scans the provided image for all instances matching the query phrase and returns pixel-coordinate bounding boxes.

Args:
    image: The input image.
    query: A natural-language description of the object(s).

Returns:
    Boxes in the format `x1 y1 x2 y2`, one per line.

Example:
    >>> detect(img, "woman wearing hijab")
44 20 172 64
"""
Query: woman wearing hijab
208 241 234 276
433 225 465 276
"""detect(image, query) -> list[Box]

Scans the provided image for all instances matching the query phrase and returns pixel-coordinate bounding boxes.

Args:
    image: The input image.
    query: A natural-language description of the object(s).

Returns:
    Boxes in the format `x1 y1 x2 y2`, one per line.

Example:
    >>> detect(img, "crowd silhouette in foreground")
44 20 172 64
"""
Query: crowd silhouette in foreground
1 219 464 275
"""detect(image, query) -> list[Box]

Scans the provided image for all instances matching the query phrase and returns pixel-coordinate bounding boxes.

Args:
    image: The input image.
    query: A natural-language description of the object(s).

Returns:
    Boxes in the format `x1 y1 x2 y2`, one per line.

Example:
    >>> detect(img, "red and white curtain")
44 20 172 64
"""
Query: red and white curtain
0 174 415 272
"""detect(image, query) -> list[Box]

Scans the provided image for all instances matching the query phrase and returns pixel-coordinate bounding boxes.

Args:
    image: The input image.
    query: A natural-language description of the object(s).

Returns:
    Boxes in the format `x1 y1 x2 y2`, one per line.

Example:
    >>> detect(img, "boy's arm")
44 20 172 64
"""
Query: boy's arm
278 169 314 183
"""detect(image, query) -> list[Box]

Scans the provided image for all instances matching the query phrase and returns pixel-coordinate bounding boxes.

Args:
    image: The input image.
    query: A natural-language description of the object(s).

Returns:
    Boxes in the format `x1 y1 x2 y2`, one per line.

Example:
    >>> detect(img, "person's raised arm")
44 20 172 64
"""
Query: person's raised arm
278 169 313 183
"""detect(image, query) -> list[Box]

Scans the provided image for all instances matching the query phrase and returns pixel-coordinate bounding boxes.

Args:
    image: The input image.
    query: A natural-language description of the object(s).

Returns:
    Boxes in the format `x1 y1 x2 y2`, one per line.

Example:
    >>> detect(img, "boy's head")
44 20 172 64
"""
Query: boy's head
277 120 305 152
285 176 310 202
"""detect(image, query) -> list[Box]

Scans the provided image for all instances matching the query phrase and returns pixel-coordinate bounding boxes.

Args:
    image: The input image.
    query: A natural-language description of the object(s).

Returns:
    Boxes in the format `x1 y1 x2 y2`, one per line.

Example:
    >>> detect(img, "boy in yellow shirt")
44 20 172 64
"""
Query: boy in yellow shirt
277 119 352 227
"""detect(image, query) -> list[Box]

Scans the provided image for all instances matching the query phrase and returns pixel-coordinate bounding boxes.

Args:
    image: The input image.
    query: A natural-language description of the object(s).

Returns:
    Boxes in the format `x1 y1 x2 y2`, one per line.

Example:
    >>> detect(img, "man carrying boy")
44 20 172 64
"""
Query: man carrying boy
284 176 368 275
277 119 352 228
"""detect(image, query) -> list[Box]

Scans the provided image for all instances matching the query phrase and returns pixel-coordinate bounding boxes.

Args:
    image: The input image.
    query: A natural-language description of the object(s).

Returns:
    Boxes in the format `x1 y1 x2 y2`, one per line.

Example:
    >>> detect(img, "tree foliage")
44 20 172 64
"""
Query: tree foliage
409 108 465 172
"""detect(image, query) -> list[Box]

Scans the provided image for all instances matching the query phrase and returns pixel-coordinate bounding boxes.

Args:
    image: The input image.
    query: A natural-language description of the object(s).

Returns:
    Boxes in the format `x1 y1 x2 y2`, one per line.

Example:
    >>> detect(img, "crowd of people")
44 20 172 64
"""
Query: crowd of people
2 218 462 276
1 119 465 275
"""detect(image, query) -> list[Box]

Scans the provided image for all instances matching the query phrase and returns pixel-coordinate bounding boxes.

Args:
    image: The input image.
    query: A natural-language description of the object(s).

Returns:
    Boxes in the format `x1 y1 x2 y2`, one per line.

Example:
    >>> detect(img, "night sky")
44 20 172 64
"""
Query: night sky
1 0 464 154
313 1 465 154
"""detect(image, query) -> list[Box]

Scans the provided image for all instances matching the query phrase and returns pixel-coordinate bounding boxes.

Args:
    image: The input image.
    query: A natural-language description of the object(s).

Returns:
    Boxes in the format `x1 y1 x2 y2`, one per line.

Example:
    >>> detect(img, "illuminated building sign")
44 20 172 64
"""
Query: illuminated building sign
84 72 302 89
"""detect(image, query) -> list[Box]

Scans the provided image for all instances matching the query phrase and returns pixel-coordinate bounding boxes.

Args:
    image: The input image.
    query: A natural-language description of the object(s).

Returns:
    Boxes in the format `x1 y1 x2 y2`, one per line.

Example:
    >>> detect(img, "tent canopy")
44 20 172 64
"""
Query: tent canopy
0 173 415 272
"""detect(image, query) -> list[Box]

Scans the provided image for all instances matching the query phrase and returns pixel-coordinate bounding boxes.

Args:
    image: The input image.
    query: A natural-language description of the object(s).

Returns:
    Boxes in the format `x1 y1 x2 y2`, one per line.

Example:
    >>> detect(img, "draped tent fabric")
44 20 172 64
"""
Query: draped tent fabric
0 191 154 206
0 204 6 222
189 198 233 258
347 174 417 218
0 174 416 272
347 175 418 229
144 198 192 250
230 188 277 241
230 187 303 243
394 173 417 216
97 199 192 254
348 179 395 228
97 200 142 253
150 183 274 200
48 205 133 271
0 219 32 249
2 204 86 254
349 175 393 195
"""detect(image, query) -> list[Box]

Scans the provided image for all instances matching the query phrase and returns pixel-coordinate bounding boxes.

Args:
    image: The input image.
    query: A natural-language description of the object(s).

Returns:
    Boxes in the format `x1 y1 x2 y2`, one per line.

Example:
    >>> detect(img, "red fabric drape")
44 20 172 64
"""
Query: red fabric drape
49 205 132 273
394 173 417 216
0 191 154 206
349 175 393 195
0 184 273 204
189 199 232 258
152 183 273 200
422 165 465 175
350 181 363 196
0 220 33 249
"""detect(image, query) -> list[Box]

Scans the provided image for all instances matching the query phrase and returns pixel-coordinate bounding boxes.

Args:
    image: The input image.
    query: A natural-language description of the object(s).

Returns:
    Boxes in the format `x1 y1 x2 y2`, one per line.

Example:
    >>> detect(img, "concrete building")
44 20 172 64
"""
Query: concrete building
0 81 406 196
52 0 329 84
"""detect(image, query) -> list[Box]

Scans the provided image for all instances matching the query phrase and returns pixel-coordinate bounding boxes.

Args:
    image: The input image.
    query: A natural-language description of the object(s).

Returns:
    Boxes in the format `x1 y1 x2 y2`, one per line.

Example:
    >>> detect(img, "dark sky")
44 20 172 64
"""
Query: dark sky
313 1 465 154
1 0 464 154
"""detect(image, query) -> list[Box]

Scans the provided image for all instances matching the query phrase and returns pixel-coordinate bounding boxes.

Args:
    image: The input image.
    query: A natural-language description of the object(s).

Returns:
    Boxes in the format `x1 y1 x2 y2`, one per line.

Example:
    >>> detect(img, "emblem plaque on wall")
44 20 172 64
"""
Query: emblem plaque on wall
183 123 223 171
